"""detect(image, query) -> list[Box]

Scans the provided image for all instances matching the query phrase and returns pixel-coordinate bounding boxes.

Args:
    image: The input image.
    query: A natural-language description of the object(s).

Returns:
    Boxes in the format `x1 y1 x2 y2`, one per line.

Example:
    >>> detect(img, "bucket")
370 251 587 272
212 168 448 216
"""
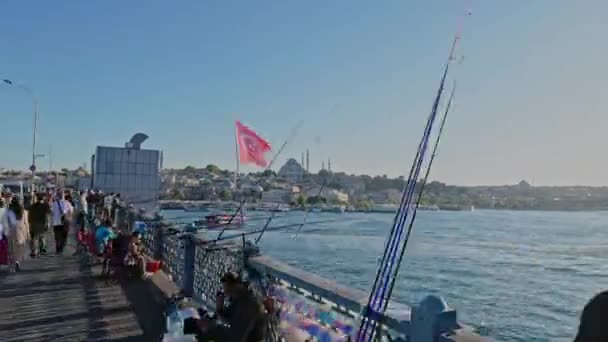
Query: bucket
146 260 161 273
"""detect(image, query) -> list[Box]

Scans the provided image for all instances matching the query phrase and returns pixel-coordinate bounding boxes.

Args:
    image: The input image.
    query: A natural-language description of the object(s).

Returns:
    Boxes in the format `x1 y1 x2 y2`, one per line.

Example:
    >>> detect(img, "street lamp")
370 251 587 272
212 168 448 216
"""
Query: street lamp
2 79 40 189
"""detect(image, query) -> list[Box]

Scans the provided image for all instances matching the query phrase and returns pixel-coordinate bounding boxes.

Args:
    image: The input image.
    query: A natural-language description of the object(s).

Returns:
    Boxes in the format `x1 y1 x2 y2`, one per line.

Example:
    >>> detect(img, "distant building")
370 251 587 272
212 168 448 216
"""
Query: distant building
261 189 291 203
305 187 349 204
368 189 401 204
333 173 365 195
278 158 306 182
184 178 200 187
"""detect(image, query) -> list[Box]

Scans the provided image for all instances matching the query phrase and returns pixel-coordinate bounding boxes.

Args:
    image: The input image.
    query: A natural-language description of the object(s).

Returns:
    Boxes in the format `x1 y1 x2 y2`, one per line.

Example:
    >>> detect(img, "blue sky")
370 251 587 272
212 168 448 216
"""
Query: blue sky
1 1 606 185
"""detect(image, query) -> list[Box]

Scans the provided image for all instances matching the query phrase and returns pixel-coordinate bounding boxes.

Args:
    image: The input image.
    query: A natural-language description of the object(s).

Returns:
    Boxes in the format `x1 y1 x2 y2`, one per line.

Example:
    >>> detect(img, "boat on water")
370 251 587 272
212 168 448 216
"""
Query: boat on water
252 202 291 212
183 204 201 212
371 203 440 213
370 204 399 213
438 204 474 211
193 213 245 229
269 204 290 212
418 204 440 211
322 205 346 213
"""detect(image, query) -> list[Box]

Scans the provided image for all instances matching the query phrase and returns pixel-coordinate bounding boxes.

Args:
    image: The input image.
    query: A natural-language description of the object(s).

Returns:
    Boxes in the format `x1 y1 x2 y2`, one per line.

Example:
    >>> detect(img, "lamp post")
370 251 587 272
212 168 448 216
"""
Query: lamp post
2 79 39 190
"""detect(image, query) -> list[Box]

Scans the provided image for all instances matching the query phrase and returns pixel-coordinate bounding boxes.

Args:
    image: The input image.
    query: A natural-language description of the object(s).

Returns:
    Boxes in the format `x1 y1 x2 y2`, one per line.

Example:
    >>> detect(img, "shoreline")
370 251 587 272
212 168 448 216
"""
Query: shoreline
158 201 608 213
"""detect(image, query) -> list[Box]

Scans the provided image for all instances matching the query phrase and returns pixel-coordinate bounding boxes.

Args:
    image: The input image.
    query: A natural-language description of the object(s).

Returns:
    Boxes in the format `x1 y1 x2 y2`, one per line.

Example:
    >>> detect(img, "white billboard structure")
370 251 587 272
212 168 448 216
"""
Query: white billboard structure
92 133 161 214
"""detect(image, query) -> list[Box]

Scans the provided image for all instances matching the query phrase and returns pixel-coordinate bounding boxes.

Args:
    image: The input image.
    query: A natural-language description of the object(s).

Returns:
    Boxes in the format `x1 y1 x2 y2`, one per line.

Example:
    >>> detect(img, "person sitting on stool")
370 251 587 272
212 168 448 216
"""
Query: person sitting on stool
195 272 266 342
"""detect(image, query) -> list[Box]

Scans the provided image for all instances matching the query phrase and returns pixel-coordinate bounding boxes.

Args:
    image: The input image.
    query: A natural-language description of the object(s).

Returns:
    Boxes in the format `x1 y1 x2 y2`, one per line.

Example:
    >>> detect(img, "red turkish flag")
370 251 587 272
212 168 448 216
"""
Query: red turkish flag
236 121 272 168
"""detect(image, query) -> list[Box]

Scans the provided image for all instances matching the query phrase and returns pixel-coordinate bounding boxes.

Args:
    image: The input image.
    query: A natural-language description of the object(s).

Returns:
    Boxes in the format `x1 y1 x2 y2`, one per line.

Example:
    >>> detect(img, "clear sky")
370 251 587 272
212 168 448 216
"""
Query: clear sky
1 1 606 186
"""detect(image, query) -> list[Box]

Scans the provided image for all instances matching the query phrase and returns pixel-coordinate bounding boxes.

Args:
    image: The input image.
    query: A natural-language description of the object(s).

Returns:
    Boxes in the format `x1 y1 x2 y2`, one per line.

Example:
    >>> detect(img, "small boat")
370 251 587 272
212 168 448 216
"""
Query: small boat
322 205 345 213
193 213 245 229
271 204 291 212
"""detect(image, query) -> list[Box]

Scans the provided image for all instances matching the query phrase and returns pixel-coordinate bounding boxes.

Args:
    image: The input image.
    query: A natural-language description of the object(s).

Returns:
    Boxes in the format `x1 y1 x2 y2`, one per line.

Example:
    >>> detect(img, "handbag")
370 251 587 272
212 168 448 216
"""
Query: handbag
0 234 8 265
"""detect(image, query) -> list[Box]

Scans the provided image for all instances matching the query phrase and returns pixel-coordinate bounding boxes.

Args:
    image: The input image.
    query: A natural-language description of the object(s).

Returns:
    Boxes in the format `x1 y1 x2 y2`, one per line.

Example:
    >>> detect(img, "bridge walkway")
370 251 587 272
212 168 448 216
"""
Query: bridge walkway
0 236 170 342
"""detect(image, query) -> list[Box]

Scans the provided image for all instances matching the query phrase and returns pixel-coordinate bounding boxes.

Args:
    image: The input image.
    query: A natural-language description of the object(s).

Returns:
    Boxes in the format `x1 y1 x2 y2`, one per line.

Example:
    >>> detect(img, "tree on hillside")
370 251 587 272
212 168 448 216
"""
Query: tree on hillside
205 164 222 174
184 166 197 174
318 169 330 178
219 189 232 201
306 196 326 205
261 169 276 177
355 198 373 211
296 195 306 207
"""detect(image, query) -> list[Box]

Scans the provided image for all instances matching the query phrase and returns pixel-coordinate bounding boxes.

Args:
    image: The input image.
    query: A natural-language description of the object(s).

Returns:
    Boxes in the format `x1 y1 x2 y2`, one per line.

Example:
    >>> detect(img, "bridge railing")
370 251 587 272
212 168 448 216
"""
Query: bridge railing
95 205 492 342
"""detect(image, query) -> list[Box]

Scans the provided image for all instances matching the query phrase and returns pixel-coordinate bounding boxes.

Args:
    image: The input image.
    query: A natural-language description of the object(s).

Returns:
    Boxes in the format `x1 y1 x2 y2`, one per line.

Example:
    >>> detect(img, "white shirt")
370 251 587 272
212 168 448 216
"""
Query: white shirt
104 195 113 208
80 194 88 213
0 207 8 236
51 199 73 226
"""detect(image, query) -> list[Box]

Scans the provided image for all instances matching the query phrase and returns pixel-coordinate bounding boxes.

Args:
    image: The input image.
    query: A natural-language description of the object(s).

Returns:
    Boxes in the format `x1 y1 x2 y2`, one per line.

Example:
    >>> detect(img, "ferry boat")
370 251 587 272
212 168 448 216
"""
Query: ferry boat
183 203 200 212
254 202 290 212
193 213 245 229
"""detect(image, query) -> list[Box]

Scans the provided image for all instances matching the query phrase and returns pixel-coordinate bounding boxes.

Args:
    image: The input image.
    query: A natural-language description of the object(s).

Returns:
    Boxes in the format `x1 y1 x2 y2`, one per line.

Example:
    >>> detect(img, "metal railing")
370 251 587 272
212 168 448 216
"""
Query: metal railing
90 204 492 342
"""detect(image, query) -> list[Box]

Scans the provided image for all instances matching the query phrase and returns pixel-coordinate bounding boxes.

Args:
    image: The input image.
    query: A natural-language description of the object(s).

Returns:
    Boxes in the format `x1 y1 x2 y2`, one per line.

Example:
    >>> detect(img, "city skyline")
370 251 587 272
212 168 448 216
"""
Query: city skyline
1 1 606 186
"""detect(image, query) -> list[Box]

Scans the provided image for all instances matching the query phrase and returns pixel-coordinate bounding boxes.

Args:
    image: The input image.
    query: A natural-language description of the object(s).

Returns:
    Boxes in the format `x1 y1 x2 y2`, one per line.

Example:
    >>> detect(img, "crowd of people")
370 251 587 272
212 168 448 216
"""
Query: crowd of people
0 189 76 271
0 189 142 273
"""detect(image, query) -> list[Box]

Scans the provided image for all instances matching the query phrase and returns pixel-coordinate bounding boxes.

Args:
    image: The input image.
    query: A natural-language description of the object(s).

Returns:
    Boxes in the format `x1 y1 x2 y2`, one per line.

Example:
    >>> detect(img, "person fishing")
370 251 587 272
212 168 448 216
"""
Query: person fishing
95 218 117 275
124 231 145 278
6 197 29 272
195 272 266 342
95 218 116 256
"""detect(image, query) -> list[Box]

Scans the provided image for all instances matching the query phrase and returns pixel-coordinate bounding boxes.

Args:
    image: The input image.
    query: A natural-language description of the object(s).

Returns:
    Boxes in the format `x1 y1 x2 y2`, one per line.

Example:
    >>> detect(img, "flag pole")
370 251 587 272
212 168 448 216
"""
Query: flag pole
234 120 240 191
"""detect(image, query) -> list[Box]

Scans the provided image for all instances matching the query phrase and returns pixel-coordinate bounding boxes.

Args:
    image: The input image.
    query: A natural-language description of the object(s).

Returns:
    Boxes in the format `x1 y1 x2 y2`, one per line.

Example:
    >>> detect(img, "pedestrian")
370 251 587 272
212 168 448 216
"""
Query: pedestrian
80 190 88 216
104 192 114 218
51 191 73 254
28 193 50 257
6 197 29 271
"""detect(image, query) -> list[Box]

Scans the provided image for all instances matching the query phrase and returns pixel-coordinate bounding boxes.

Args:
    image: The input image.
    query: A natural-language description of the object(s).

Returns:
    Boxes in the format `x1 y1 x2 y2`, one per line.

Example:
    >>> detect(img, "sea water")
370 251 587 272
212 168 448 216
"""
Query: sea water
162 209 608 341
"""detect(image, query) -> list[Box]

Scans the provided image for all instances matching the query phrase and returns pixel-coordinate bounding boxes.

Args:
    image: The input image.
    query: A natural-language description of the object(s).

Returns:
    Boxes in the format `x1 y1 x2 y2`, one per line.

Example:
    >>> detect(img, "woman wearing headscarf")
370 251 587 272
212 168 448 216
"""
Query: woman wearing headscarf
6 197 29 271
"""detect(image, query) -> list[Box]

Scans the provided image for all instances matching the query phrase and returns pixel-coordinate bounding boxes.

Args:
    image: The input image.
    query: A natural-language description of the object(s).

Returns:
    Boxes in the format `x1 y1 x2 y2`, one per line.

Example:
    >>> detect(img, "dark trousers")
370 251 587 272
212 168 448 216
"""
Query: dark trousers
53 225 68 253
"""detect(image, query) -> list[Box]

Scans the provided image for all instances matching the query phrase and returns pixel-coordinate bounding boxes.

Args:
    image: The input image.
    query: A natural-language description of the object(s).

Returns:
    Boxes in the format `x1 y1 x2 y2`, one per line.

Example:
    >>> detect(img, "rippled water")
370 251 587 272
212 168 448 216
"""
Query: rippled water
162 209 608 341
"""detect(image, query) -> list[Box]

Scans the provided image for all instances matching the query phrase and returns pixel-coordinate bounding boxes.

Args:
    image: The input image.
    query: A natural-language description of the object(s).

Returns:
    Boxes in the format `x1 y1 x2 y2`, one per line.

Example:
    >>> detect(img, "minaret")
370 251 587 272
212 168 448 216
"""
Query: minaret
306 149 310 172
328 158 331 172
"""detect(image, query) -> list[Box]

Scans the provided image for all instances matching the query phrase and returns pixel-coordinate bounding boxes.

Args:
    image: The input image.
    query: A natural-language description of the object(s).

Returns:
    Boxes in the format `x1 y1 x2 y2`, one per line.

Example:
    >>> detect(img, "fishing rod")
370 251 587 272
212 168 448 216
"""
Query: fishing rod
255 161 331 244
357 79 446 341
164 213 289 226
252 168 332 245
292 173 331 239
357 12 468 340
378 83 456 323
252 167 331 245
254 211 275 244
201 217 344 245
